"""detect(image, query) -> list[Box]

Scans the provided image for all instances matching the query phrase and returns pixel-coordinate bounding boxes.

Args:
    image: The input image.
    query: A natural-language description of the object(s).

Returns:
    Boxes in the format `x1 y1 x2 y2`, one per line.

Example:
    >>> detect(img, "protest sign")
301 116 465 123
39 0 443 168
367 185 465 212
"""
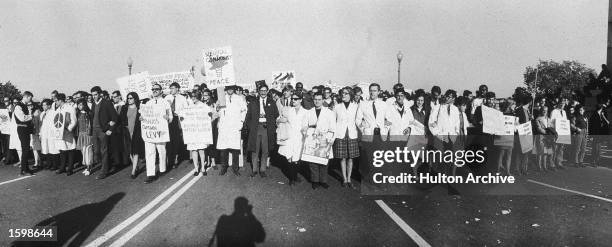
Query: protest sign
270 71 296 90
203 46 236 88
116 71 151 99
517 121 533 153
555 119 571 144
140 104 170 143
301 128 334 165
482 105 504 134
52 111 65 140
181 104 213 145
0 109 10 134
494 116 517 147
148 71 195 94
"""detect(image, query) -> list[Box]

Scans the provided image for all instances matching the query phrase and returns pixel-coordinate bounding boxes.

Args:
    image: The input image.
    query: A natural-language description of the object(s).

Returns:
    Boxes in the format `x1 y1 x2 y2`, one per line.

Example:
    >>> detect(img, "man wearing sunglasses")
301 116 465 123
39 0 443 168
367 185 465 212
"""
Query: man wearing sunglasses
142 84 173 183
90 86 118 180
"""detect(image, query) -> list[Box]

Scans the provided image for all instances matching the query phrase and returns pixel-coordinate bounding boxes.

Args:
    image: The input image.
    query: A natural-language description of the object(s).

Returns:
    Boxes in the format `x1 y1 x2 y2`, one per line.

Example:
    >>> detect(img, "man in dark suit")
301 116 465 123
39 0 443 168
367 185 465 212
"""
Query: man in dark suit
244 84 279 178
90 86 118 179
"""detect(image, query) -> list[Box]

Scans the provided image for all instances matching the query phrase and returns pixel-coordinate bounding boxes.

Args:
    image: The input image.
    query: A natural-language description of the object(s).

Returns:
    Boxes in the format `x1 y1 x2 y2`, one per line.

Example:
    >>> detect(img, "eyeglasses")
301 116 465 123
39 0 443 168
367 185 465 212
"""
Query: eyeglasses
127 97 134 100
152 88 162 92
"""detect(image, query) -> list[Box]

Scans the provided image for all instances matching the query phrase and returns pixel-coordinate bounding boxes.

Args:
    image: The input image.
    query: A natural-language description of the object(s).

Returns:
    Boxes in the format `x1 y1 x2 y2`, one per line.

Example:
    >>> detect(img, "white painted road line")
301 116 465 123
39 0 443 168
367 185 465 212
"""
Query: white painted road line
85 171 194 247
527 179 612 203
0 175 34 186
375 200 431 247
109 174 202 247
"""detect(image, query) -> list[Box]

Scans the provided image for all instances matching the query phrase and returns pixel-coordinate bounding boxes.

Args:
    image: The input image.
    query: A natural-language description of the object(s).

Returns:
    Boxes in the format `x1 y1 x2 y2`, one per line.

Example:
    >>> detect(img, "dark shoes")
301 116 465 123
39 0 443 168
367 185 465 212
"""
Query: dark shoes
20 171 35 176
250 172 258 177
219 168 228 176
130 174 137 179
144 176 156 184
232 168 240 176
96 174 108 180
193 171 199 176
55 169 65 174
260 172 267 178
319 182 329 189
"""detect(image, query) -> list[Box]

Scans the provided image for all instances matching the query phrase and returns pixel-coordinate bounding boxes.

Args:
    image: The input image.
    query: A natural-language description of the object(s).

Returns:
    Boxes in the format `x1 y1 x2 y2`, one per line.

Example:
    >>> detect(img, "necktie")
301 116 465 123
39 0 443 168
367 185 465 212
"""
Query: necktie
447 104 451 115
459 112 465 135
398 106 403 117
171 96 176 112
372 101 377 118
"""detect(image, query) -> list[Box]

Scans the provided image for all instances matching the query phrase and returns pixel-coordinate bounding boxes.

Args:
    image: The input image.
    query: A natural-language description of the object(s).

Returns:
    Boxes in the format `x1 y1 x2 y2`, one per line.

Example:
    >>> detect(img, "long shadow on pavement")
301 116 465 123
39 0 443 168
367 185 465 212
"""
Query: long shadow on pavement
208 197 265 247
11 192 125 247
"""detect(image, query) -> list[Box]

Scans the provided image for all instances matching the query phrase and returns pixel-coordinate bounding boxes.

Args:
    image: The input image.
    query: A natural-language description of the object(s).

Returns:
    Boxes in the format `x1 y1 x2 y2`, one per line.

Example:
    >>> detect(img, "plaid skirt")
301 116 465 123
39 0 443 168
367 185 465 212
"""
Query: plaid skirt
333 136 360 159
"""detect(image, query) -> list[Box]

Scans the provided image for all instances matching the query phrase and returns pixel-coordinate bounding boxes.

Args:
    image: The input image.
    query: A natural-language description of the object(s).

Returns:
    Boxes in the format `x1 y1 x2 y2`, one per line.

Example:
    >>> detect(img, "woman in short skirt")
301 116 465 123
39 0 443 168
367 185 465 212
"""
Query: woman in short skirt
182 90 213 176
332 87 360 188
203 89 219 169
75 99 93 175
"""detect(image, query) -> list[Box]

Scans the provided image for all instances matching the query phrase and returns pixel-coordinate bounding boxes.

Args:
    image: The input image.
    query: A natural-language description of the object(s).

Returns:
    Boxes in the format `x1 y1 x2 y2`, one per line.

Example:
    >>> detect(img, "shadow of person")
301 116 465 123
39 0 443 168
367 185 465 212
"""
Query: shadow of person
11 192 125 247
209 197 265 247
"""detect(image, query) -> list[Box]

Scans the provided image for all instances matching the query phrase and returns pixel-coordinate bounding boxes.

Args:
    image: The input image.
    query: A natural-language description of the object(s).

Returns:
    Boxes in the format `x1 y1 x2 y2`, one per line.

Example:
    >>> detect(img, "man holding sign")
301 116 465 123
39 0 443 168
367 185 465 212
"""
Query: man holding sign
140 83 173 184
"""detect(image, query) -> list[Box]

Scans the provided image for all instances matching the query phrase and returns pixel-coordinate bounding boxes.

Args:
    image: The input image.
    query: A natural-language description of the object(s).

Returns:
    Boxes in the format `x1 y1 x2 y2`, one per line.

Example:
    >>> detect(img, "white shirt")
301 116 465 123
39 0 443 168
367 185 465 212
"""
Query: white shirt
259 97 267 122
164 94 189 116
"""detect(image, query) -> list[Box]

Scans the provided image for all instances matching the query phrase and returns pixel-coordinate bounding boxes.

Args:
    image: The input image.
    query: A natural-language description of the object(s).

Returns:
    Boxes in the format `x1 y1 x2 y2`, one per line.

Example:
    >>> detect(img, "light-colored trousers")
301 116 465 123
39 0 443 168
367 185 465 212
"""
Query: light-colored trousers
145 142 167 176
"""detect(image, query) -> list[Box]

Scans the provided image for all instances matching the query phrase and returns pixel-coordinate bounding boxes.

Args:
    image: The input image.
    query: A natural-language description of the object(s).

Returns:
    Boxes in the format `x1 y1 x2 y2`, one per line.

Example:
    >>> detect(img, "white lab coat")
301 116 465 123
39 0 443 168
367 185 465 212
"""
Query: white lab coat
277 106 307 162
356 99 389 141
386 103 415 142
40 109 59 154
334 102 359 139
54 103 77 150
430 104 461 143
303 107 336 160
216 94 247 150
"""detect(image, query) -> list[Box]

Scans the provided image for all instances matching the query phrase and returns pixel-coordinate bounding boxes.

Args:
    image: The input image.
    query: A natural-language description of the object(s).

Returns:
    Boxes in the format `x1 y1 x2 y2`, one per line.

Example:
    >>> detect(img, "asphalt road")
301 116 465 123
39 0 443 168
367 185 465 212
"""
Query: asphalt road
0 144 611 246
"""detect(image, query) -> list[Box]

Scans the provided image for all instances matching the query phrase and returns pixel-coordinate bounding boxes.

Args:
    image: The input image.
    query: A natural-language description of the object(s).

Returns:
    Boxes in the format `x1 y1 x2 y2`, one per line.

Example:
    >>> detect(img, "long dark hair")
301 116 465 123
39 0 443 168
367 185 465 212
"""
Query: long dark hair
127 92 141 109
76 98 90 119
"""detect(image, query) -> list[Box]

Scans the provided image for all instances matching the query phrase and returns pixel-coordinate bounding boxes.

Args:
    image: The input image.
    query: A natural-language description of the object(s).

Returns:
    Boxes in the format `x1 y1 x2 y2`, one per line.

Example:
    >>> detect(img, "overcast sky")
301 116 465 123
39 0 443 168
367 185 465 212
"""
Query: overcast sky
0 0 607 97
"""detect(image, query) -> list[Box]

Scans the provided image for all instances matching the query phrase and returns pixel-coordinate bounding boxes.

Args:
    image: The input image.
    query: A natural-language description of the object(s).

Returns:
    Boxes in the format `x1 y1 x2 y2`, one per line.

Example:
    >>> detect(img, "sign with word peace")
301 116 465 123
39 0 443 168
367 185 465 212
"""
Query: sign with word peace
203 46 236 88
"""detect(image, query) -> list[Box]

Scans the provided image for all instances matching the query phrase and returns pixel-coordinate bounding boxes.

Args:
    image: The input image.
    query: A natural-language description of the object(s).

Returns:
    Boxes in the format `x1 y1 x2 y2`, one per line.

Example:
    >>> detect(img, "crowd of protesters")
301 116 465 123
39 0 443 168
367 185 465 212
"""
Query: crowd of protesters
2 72 611 190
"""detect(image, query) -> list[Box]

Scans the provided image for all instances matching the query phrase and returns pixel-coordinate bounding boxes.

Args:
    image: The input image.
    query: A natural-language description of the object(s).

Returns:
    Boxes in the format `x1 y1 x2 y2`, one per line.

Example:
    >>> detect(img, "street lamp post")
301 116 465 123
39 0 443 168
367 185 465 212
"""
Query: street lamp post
127 57 133 75
396 51 403 84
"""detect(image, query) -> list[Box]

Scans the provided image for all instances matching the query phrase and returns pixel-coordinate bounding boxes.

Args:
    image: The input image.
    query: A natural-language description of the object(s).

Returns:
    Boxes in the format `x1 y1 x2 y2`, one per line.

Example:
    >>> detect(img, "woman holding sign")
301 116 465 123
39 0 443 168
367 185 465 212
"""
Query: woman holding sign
181 90 214 176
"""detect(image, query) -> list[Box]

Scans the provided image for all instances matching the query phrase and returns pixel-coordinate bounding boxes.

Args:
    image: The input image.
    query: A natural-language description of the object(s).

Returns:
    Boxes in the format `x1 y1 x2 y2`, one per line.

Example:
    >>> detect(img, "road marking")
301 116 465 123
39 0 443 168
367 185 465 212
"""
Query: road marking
0 175 34 186
85 171 193 247
109 174 202 247
527 179 612 203
375 200 431 247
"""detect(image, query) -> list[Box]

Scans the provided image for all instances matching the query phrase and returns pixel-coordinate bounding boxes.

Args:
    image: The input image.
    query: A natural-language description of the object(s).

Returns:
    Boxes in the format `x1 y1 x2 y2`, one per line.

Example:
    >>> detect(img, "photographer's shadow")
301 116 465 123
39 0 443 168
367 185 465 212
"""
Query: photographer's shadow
11 192 125 247
209 197 265 247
